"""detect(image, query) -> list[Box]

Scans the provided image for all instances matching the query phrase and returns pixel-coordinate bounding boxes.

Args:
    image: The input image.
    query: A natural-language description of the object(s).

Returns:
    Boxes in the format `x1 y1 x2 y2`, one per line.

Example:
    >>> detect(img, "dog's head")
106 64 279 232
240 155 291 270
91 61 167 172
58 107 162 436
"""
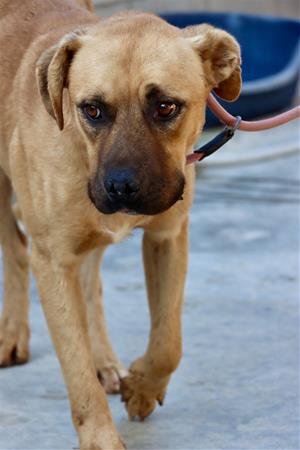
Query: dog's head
37 13 241 215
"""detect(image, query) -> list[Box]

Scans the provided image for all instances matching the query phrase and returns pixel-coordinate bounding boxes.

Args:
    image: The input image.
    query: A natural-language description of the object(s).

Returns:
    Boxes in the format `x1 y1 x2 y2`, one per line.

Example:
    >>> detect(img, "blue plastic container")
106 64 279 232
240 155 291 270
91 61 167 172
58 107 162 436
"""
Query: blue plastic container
161 12 300 126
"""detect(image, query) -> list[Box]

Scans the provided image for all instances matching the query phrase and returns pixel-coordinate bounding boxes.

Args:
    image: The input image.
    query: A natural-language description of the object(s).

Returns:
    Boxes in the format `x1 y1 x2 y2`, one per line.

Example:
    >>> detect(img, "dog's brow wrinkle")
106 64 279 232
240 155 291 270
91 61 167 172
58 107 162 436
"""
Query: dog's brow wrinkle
145 84 170 100
145 84 160 97
145 84 186 106
79 94 107 105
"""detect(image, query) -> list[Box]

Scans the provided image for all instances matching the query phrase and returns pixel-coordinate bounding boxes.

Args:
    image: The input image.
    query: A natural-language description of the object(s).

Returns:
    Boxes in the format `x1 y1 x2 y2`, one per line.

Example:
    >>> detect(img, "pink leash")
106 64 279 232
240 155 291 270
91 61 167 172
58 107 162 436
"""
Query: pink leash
186 94 300 164
207 94 300 131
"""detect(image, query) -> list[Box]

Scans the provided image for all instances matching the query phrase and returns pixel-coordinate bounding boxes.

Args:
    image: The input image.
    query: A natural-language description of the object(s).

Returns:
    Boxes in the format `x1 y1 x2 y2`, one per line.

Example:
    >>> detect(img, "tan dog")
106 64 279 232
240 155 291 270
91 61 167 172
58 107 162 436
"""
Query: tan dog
0 1 241 449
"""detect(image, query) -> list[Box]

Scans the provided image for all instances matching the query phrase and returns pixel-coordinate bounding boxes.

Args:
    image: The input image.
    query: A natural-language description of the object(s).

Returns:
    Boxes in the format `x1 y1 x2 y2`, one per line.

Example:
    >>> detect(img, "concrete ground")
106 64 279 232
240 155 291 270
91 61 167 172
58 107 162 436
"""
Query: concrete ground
0 123 299 450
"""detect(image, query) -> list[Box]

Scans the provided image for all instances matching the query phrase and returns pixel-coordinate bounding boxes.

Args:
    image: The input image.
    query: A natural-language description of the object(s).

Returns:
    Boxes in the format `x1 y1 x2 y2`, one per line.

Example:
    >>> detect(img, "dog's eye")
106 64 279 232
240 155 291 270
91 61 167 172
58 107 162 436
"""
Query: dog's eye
156 102 178 120
83 104 102 121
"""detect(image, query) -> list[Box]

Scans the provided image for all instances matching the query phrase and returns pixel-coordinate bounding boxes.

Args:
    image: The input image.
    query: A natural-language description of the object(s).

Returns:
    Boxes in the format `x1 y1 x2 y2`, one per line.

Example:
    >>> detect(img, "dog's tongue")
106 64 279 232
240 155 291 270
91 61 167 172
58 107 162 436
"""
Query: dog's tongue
119 208 138 216
120 208 130 214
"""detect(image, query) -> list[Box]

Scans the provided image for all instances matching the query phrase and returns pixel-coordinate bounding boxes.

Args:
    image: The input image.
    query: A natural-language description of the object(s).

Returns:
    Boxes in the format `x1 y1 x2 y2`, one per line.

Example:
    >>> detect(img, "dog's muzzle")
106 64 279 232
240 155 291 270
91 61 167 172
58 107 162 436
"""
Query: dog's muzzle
88 166 185 216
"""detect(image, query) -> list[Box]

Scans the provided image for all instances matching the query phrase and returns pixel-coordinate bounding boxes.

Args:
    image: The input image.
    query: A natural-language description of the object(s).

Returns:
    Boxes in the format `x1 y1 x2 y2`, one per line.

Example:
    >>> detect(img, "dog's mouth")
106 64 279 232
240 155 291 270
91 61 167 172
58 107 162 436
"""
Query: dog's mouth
119 208 140 215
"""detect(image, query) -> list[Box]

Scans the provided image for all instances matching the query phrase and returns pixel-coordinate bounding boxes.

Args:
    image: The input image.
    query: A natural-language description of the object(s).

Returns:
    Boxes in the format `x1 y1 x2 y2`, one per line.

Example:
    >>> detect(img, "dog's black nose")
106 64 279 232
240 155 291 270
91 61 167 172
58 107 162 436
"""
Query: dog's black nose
104 169 140 201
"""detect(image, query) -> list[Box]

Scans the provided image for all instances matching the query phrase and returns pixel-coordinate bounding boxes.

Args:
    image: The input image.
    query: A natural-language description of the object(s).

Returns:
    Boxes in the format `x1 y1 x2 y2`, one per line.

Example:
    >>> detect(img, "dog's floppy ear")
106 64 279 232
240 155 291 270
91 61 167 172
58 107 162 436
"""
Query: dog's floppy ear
36 29 86 130
183 24 242 101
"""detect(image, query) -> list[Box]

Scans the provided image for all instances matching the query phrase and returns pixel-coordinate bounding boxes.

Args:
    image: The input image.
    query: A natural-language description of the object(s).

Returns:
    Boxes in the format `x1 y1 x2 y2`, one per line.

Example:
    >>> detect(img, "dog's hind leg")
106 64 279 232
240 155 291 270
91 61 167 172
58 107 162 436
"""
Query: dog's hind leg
81 247 128 394
0 168 30 366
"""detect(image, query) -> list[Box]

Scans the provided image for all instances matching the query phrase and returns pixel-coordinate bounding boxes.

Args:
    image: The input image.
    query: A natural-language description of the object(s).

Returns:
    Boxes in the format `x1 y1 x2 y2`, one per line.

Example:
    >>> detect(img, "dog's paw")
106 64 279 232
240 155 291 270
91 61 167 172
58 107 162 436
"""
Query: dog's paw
120 358 168 421
0 318 30 367
97 362 128 395
79 422 126 450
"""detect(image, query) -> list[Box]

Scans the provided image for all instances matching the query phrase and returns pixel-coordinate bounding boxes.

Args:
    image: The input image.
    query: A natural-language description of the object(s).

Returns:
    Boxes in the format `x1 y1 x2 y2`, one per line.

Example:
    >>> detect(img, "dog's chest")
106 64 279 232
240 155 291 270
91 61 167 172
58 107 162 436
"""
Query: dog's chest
99 214 146 245
103 224 132 244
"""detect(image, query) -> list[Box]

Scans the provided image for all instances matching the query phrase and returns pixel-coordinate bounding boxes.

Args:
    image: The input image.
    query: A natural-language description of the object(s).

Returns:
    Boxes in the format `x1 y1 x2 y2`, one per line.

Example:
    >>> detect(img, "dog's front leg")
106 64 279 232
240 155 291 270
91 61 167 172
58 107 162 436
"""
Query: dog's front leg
121 219 188 420
31 245 125 450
